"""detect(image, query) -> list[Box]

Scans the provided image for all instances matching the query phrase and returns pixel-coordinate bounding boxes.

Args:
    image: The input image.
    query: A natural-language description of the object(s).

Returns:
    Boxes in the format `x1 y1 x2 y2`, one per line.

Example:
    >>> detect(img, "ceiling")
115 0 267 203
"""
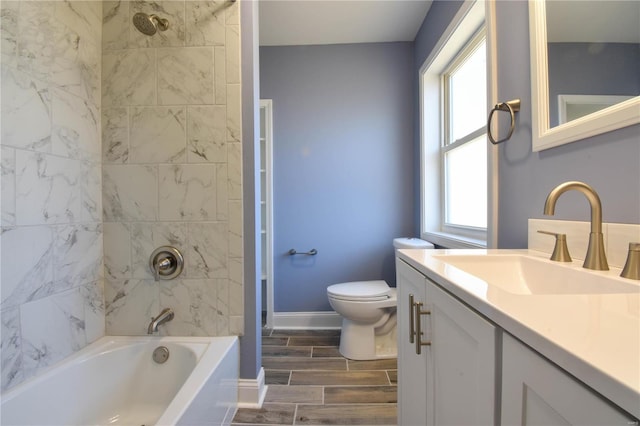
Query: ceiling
259 0 433 47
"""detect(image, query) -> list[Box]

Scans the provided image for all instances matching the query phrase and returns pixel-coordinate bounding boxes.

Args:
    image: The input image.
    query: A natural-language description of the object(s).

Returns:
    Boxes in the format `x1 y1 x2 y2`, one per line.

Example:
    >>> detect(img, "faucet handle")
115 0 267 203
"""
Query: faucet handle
537 230 572 262
621 243 640 280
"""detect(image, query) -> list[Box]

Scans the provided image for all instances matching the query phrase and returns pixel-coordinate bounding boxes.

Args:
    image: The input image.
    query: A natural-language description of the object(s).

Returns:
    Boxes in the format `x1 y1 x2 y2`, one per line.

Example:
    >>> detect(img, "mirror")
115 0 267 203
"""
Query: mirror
529 0 640 151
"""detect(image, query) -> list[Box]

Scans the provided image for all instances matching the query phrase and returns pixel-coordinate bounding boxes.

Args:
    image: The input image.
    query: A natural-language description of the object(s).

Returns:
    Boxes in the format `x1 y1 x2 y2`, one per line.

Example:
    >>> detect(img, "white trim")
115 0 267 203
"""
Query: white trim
424 231 486 249
417 1 482 77
419 0 495 249
273 311 342 329
558 94 634 125
529 0 640 152
223 405 237 426
419 1 480 242
486 0 499 249
259 100 275 329
237 367 267 409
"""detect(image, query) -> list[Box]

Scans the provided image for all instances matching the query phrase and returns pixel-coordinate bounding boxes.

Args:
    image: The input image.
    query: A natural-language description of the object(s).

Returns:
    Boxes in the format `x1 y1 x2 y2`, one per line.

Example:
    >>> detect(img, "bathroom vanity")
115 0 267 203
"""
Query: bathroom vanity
396 249 640 425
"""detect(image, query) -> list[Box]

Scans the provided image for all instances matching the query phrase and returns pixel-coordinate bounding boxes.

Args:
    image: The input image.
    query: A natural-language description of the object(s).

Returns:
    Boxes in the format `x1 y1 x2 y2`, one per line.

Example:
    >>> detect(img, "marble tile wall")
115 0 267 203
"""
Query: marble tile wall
101 1 244 337
1 1 105 391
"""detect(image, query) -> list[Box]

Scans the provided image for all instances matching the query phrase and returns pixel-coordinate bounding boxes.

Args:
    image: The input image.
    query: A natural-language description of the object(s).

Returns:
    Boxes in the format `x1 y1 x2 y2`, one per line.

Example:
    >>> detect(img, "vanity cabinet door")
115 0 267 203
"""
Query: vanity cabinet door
426 279 497 426
501 333 634 426
396 259 428 426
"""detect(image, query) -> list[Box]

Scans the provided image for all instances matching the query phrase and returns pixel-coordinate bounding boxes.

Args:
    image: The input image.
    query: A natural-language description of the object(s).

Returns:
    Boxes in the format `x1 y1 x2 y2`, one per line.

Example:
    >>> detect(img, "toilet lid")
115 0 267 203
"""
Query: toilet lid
327 281 391 301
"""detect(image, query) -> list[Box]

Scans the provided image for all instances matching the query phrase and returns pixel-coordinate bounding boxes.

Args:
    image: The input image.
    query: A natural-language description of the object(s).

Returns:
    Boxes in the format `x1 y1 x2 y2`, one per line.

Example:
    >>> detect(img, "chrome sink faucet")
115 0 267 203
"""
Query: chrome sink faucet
148 308 174 334
543 181 609 271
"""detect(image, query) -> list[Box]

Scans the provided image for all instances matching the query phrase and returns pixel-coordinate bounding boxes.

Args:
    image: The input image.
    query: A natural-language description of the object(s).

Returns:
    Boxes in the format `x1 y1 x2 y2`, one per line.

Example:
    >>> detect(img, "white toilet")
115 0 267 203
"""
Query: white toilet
327 237 434 360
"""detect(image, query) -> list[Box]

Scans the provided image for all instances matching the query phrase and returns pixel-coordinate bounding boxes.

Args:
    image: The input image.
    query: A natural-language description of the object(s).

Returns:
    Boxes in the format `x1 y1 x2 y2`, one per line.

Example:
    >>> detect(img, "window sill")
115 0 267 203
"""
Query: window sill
422 231 487 249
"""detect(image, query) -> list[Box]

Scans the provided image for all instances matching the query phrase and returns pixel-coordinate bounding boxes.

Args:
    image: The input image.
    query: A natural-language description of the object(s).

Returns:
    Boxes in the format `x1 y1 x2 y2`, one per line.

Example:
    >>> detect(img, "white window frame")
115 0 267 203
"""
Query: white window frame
419 0 498 249
441 29 487 235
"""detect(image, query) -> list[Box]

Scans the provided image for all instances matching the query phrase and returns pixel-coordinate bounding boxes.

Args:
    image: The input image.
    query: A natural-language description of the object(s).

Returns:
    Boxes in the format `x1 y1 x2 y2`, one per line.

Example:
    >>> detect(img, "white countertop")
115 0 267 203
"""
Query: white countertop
397 248 640 419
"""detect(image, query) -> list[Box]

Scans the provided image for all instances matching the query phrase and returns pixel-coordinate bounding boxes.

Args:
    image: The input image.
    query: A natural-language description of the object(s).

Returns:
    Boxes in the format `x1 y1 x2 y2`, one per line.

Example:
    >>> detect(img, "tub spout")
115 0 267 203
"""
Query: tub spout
148 308 174 334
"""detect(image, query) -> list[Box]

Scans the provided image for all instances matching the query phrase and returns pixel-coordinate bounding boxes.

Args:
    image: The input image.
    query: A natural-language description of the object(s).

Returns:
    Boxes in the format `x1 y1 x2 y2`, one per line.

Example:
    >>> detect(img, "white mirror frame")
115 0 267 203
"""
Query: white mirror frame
529 0 640 152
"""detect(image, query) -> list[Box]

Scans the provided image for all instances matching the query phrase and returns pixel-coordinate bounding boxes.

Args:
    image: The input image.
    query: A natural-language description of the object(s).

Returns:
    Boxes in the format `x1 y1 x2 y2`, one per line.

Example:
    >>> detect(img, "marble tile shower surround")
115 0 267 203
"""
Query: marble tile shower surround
100 0 244 340
0 0 243 392
1 1 105 391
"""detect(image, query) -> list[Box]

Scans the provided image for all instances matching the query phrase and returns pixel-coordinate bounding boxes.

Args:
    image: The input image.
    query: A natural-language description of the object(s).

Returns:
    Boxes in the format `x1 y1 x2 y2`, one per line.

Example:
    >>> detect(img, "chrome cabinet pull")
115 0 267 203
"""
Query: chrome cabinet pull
409 294 416 344
414 301 431 355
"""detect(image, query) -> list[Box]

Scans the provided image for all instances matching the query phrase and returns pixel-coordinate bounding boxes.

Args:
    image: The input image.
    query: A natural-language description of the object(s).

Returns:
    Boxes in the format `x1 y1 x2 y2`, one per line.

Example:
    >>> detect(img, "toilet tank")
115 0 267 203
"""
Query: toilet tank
393 237 434 249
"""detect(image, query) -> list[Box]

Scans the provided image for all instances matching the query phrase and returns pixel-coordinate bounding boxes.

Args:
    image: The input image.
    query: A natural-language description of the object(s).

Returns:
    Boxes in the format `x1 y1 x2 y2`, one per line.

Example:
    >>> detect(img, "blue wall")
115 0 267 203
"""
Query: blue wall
413 1 639 250
260 43 415 312
492 1 640 248
242 0 640 382
547 42 640 127
412 1 466 237
257 0 640 314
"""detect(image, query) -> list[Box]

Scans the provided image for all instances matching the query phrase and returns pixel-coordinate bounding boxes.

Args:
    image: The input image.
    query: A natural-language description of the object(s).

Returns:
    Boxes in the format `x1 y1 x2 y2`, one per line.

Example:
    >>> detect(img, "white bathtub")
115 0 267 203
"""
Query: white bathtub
0 336 239 426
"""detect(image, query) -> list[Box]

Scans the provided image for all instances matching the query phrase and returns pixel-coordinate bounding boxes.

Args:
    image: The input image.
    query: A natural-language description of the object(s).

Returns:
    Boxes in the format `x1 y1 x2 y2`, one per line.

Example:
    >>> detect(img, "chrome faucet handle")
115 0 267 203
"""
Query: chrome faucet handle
538 230 572 262
153 257 172 282
621 243 640 280
149 246 184 282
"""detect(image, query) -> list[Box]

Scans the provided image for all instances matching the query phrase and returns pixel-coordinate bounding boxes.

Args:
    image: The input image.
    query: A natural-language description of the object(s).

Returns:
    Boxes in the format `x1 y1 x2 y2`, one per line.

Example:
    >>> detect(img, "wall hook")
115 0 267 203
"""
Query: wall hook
487 99 521 144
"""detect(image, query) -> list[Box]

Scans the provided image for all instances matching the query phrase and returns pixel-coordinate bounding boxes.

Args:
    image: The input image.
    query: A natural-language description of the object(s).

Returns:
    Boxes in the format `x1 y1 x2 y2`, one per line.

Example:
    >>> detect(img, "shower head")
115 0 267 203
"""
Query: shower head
132 12 169 36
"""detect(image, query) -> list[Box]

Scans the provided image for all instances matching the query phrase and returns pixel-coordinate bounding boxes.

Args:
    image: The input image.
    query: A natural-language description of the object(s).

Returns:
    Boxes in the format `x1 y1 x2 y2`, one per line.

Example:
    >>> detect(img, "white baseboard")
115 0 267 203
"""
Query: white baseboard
272 311 342 329
237 367 267 408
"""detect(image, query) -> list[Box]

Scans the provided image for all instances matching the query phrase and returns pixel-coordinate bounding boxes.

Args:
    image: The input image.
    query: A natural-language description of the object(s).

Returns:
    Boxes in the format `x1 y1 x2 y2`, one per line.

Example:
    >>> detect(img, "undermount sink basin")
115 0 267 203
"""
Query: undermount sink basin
432 254 640 295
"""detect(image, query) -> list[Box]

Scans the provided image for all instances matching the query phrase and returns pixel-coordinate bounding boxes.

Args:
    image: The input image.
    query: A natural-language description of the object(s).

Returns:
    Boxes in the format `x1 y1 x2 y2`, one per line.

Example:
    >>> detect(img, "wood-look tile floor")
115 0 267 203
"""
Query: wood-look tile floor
231 329 398 426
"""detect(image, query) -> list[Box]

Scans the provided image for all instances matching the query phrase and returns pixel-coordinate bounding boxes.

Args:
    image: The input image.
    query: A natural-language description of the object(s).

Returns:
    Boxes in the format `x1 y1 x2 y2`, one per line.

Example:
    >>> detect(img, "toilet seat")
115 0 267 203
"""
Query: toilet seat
327 281 391 302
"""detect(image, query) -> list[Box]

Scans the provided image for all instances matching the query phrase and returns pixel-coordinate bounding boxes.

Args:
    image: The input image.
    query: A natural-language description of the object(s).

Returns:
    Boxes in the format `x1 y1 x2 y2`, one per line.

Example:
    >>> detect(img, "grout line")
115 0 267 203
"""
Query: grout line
292 403 298 426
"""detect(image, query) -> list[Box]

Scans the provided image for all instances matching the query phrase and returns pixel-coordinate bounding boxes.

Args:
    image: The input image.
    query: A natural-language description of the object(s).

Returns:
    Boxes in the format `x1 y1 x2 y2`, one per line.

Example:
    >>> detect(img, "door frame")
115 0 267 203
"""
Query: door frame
260 99 274 328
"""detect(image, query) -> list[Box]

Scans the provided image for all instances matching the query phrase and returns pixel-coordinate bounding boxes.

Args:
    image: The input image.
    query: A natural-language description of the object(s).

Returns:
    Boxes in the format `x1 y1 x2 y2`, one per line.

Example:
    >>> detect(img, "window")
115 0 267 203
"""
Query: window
420 1 493 248
442 35 487 231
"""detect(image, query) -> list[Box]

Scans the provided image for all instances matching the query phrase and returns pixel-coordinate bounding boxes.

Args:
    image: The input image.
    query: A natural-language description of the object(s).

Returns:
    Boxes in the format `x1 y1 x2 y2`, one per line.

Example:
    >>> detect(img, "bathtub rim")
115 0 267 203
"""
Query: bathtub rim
1 335 239 425
2 336 220 398
156 335 239 425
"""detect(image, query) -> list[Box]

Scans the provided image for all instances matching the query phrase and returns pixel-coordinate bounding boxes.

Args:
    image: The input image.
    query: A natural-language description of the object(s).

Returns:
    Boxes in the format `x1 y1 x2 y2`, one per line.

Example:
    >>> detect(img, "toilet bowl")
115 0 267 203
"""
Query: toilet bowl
327 238 434 360
327 281 397 360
